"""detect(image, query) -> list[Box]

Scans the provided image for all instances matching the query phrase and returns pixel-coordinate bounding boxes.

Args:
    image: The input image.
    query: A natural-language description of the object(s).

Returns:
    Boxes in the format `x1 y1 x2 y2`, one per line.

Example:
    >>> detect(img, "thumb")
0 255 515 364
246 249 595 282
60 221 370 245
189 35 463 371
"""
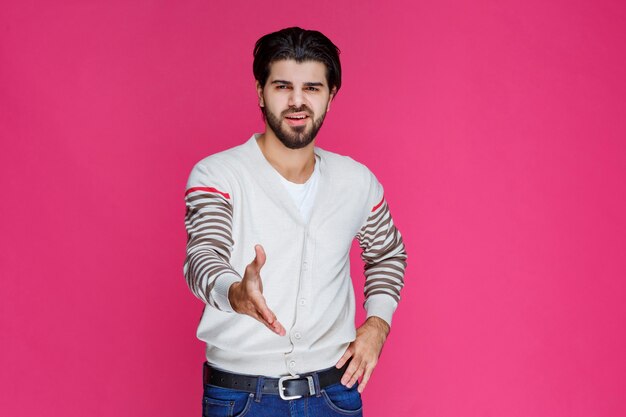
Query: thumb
253 244 266 271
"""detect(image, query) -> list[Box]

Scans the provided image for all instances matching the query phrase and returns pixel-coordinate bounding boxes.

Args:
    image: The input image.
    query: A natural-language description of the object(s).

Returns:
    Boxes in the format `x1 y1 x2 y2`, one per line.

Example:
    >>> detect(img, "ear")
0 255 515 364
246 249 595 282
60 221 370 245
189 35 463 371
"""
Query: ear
326 86 337 112
256 80 264 107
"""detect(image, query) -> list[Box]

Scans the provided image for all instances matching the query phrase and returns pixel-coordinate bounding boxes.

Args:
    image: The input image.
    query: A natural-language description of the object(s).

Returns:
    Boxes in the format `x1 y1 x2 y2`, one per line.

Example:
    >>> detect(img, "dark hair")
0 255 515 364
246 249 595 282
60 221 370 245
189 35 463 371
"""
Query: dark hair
253 27 342 96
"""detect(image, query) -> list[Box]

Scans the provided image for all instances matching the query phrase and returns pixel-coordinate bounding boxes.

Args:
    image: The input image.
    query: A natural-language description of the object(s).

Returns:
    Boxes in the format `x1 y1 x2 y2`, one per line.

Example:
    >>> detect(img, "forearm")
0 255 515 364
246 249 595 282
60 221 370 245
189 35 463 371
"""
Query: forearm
183 249 241 311
184 175 240 311
357 197 408 325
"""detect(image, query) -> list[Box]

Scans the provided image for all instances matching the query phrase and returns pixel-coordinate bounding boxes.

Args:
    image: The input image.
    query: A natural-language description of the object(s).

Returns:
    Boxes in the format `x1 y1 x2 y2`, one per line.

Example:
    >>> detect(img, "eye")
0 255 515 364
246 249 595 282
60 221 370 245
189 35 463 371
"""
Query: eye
276 85 290 90
306 87 319 92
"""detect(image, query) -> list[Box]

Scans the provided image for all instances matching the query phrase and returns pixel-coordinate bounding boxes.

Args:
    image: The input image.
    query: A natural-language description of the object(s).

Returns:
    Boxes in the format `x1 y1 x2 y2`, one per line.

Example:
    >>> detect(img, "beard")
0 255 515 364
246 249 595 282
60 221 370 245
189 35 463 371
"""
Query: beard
262 104 327 149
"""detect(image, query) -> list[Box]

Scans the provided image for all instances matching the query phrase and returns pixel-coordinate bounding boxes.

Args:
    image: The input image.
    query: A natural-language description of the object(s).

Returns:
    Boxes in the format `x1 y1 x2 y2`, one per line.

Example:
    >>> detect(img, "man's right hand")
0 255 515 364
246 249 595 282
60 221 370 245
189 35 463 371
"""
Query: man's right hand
228 244 286 336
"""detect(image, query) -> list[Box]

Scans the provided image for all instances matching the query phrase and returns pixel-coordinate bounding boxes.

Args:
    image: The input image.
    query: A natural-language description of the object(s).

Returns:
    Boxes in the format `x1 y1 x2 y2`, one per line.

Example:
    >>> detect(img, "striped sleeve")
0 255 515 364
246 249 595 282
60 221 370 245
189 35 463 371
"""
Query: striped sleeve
183 162 241 312
356 193 407 326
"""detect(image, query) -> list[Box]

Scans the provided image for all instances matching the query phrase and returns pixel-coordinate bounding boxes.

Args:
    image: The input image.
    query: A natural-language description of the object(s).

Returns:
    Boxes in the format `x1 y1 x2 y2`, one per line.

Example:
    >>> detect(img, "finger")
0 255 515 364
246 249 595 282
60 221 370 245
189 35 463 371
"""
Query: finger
346 363 365 388
251 295 286 336
335 346 354 369
246 308 282 334
261 318 282 334
253 244 266 270
271 319 286 336
252 294 276 325
257 314 285 336
341 356 361 386
357 364 374 393
256 304 283 333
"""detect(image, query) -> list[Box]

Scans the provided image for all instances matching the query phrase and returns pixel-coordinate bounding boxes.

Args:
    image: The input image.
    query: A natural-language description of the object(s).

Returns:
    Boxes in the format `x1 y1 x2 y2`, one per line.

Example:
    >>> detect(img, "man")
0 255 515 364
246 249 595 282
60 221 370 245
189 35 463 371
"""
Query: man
183 27 407 416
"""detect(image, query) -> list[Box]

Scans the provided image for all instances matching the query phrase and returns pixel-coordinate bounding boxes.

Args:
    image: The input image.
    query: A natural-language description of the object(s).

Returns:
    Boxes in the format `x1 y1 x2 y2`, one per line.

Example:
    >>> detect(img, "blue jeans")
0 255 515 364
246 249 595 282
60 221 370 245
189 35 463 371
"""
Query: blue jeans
201 377 363 416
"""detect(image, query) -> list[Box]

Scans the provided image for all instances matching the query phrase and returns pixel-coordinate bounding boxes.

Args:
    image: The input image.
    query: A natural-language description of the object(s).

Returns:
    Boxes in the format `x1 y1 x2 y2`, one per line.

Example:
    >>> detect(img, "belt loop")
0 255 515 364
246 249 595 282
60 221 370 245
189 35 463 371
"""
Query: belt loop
202 362 209 384
254 376 264 403
312 371 322 397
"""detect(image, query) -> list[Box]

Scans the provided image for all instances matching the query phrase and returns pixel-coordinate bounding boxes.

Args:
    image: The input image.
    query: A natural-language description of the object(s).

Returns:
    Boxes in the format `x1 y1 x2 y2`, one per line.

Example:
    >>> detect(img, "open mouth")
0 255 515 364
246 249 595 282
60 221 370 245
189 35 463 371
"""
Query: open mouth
284 113 310 126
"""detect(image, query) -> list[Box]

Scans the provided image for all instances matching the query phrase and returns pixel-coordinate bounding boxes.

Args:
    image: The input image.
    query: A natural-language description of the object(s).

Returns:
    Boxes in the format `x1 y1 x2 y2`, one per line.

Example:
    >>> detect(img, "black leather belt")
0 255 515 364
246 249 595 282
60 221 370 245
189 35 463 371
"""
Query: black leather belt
203 361 348 400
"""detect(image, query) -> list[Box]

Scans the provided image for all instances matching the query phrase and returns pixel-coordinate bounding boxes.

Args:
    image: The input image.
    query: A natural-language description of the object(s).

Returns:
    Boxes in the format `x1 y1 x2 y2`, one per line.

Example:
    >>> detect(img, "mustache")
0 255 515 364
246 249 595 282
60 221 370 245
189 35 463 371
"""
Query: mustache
283 106 313 116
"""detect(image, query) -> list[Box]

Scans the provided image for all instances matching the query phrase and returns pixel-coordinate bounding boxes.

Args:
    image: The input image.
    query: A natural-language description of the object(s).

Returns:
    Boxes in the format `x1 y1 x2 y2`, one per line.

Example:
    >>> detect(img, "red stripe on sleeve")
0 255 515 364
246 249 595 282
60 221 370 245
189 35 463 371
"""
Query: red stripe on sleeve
372 195 385 212
185 186 231 199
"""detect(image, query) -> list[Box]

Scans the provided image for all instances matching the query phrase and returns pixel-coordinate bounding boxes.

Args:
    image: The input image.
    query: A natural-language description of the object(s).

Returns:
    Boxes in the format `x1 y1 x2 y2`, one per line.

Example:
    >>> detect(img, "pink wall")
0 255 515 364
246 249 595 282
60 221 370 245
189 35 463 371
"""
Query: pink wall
1 1 625 416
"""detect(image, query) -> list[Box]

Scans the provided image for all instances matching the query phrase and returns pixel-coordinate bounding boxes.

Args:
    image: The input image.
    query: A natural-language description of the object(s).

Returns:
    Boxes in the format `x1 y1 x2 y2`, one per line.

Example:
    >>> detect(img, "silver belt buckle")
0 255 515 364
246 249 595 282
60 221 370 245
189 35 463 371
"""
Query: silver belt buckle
278 375 315 400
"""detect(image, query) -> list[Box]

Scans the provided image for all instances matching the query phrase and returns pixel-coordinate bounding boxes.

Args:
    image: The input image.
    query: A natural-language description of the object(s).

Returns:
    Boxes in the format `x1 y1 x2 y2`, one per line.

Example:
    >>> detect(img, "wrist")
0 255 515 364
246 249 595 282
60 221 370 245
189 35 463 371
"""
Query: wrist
366 316 390 338
228 282 242 313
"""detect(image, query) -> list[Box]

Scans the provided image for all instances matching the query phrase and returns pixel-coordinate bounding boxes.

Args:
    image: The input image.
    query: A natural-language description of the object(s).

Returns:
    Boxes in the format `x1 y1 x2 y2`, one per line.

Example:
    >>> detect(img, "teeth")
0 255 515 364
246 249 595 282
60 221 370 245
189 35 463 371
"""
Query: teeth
287 115 306 119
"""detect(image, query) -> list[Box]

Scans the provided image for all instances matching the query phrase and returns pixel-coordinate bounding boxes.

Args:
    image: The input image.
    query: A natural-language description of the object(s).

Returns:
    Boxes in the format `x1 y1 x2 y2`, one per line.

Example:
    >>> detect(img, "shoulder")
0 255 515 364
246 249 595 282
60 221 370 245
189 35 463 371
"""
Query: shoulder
186 139 253 191
317 146 385 209
315 146 375 181
315 147 381 199
316 146 383 210
194 141 250 173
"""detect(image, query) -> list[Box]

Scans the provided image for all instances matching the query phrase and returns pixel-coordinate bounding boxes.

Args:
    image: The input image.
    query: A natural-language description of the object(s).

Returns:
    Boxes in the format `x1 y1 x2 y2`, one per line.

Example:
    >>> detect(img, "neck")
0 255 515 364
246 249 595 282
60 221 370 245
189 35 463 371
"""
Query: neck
257 131 316 184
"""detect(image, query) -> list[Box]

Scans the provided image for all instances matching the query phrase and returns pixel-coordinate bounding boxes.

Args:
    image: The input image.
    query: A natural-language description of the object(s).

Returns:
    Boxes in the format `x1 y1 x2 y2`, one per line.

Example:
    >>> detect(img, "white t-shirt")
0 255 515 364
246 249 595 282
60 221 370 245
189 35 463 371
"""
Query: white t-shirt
275 155 321 223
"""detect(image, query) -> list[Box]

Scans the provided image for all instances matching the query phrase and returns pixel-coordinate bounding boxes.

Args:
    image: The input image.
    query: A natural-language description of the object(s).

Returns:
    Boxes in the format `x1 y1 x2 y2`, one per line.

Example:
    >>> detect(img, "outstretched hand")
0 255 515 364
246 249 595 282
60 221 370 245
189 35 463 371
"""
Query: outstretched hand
228 244 286 336
335 316 390 393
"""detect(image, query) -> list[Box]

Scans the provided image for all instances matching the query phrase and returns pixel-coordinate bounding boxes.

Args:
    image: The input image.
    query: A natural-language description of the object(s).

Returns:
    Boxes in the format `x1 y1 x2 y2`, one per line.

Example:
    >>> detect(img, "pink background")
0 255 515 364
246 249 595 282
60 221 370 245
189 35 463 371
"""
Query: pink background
1 1 625 416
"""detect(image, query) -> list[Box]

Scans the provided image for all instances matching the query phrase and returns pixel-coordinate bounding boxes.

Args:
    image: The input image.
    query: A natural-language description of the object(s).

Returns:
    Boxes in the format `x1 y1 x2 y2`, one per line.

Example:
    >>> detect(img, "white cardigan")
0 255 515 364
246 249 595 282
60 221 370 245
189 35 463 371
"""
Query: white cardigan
184 133 407 377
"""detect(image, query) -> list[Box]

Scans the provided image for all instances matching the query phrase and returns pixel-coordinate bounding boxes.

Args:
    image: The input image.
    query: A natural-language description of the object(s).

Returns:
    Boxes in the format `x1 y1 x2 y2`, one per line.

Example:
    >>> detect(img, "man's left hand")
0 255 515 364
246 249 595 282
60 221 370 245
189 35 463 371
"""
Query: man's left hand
335 316 390 393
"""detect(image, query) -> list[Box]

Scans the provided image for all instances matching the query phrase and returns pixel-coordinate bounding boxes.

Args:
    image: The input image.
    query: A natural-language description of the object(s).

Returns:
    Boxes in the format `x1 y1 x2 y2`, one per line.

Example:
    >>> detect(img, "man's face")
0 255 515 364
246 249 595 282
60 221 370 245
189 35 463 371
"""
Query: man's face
257 59 336 149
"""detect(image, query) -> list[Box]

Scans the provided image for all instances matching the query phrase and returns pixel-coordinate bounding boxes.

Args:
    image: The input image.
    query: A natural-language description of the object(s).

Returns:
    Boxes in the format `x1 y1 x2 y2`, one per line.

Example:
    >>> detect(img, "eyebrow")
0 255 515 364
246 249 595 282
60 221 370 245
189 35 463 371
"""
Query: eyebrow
271 80 325 87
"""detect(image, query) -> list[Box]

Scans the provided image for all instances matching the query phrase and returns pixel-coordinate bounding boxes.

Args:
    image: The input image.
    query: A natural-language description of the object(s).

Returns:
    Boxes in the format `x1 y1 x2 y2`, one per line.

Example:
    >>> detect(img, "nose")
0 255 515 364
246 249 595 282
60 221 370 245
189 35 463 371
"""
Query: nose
288 88 304 108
